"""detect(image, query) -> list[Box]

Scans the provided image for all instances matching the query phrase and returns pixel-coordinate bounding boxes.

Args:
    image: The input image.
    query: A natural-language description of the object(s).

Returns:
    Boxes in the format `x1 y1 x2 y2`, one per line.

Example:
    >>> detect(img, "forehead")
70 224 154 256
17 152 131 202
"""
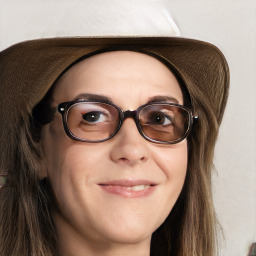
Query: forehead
51 50 183 105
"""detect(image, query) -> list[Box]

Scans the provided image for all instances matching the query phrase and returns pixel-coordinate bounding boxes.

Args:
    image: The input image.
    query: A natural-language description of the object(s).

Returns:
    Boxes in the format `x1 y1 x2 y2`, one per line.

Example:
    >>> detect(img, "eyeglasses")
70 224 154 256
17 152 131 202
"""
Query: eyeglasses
58 100 198 144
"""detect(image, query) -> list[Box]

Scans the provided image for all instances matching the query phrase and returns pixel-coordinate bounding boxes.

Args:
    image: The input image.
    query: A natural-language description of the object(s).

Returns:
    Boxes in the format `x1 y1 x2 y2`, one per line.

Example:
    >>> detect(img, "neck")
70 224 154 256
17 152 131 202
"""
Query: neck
57 239 151 256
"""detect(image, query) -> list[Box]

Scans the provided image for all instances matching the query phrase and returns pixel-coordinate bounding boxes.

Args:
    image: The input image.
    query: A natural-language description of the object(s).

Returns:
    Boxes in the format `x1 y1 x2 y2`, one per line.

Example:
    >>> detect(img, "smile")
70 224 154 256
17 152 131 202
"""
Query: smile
98 180 157 198
125 185 150 191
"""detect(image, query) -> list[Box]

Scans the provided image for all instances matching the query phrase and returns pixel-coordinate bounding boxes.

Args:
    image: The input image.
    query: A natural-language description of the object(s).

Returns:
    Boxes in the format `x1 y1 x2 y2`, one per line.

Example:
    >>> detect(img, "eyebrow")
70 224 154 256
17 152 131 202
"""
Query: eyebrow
73 93 114 103
147 96 179 104
72 93 179 105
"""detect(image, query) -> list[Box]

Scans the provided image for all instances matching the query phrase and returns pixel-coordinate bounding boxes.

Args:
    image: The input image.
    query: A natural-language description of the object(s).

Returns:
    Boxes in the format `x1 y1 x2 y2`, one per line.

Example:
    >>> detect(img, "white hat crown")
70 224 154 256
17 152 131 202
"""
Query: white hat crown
0 0 181 51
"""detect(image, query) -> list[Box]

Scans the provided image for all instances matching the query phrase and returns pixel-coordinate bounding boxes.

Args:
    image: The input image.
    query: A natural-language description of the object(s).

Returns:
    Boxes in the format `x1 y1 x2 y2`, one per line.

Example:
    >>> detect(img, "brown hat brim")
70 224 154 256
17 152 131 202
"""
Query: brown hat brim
0 36 229 135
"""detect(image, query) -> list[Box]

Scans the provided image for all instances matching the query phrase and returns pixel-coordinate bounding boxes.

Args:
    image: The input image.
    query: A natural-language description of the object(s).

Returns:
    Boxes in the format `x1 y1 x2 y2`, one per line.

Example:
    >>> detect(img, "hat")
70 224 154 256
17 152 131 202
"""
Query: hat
0 1 229 140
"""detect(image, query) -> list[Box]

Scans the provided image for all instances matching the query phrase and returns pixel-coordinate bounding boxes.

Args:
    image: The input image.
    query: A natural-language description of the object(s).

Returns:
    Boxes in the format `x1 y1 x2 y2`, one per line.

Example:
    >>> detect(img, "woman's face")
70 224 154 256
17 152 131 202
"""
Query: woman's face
41 51 188 251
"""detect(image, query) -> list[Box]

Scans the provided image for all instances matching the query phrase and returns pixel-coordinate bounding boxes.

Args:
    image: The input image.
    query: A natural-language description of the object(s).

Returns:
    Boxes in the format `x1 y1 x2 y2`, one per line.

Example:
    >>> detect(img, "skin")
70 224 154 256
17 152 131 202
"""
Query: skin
40 51 188 256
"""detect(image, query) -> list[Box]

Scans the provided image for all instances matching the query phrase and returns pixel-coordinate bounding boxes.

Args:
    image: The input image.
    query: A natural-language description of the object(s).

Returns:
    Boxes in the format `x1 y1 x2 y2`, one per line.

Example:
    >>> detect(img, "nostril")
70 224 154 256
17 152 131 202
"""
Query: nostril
118 156 145 163
119 157 128 162
141 156 146 162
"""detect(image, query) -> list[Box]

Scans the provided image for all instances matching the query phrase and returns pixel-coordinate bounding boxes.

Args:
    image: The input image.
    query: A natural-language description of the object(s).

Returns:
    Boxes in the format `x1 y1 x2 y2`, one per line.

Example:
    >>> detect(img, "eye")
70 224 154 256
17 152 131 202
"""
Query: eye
82 111 106 123
147 111 173 125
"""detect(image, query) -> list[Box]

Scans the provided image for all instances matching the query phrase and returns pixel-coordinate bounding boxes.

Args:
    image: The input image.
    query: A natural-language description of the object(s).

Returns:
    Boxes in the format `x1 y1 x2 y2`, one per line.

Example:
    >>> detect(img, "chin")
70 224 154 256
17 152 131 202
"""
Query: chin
97 216 163 245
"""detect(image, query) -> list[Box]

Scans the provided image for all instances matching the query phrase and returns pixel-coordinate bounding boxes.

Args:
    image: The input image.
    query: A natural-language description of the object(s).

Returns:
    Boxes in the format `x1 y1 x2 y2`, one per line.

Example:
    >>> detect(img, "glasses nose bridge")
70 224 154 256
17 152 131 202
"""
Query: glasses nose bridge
120 110 140 133
122 110 137 122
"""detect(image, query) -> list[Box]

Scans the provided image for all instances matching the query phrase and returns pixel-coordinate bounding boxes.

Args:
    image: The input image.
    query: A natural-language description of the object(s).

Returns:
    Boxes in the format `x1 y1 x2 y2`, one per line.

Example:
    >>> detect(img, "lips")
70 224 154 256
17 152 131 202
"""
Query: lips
98 180 157 198
123 184 150 191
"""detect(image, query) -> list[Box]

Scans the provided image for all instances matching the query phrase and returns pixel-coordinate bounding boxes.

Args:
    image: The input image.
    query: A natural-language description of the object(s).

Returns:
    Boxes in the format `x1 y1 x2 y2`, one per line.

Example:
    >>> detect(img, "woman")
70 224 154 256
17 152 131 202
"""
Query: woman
0 2 229 256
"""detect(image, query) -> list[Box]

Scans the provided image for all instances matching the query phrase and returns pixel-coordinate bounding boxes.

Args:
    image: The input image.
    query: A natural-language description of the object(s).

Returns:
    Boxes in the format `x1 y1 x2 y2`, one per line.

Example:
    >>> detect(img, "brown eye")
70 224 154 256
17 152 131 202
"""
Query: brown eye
146 111 172 125
82 111 105 123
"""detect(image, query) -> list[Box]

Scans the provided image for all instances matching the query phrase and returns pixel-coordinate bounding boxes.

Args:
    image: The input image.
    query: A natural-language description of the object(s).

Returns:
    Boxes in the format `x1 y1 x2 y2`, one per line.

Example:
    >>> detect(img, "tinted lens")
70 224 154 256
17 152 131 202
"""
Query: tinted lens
139 104 190 142
66 102 120 141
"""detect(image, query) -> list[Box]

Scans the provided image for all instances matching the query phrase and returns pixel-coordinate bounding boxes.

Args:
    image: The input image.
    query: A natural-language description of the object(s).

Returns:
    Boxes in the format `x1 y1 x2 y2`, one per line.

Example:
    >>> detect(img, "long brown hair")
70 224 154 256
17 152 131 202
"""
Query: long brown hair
0 54 223 256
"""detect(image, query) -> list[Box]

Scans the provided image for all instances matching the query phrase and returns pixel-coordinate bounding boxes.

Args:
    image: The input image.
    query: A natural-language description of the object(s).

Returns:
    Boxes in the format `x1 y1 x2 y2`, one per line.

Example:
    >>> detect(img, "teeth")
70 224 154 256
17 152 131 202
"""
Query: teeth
126 185 150 191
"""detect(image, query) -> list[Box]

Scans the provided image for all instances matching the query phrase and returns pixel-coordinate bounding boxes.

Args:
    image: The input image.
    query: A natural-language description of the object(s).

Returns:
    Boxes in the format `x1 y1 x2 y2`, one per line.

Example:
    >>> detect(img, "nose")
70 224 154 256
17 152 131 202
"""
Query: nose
110 118 149 166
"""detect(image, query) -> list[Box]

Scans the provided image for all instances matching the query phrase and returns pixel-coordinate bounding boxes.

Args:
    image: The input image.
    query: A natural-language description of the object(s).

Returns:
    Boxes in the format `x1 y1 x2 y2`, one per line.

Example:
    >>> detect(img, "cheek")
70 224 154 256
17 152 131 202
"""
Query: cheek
41 125 96 218
151 141 188 202
41 118 78 187
152 141 188 178
41 119 108 189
